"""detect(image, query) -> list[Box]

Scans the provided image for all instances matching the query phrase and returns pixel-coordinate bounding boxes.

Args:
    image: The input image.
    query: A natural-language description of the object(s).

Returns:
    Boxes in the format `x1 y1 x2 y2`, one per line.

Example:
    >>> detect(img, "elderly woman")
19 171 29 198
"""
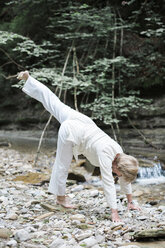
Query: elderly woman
17 71 140 222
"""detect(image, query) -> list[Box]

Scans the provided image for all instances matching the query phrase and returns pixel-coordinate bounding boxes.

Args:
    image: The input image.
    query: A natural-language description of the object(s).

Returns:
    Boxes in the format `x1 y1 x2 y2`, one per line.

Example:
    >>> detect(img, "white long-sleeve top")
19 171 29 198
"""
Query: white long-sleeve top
22 76 132 209
64 120 132 209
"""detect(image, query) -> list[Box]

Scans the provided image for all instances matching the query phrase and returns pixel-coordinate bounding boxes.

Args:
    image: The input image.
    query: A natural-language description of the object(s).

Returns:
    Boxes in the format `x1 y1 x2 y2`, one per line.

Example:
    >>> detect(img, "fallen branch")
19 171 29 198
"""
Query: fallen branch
73 46 79 111
0 48 25 70
1 73 18 80
127 116 159 150
134 228 165 240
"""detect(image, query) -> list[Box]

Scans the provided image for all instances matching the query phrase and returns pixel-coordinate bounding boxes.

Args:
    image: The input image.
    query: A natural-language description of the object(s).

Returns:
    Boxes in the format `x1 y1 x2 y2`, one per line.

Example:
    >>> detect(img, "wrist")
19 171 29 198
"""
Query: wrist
24 71 29 81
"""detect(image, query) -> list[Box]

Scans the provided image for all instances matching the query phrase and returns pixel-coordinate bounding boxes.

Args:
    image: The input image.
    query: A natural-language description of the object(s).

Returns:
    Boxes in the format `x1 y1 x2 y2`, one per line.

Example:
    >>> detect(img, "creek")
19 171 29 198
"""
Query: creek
137 161 165 185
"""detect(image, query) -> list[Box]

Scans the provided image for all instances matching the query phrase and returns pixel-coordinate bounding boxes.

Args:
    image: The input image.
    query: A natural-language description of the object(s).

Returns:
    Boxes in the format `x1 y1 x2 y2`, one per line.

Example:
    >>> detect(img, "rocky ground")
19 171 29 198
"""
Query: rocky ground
0 147 165 248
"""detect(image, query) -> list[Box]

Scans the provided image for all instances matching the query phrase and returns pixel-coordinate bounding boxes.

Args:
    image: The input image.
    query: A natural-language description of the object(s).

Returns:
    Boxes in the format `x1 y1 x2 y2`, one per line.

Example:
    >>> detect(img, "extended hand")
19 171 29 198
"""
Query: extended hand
127 202 141 211
17 71 29 81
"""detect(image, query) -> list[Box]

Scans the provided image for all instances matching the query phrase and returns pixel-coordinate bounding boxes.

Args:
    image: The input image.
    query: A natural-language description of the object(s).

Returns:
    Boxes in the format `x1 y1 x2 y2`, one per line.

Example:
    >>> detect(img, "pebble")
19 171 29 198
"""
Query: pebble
75 230 93 241
0 147 165 248
6 240 17 247
0 228 12 239
20 207 28 214
90 190 99 197
137 215 148 221
70 214 86 223
95 233 105 243
111 222 124 229
71 220 81 225
49 237 65 248
79 236 98 247
133 190 144 197
71 185 84 192
118 246 140 248
14 229 31 242
7 213 18 220
158 205 165 212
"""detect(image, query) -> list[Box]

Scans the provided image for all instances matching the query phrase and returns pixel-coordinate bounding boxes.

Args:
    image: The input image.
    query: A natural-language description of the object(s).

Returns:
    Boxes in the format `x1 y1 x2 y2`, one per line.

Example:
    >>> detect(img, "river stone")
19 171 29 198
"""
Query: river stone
134 228 165 239
75 230 93 241
118 246 140 248
70 214 86 223
90 190 99 197
7 212 18 220
6 240 17 247
0 228 12 239
40 203 56 212
111 222 124 230
68 172 86 182
137 215 148 221
157 222 165 227
20 207 28 214
133 190 144 197
71 185 84 192
95 233 105 243
21 244 47 248
158 205 165 212
13 172 50 185
139 158 155 167
49 237 65 248
14 229 30 242
79 236 98 247
71 220 81 225
124 211 132 218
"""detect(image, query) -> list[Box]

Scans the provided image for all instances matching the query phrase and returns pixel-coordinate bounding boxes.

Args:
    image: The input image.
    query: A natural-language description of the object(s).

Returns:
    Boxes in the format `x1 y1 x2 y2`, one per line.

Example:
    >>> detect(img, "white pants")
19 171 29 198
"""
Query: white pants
22 76 87 196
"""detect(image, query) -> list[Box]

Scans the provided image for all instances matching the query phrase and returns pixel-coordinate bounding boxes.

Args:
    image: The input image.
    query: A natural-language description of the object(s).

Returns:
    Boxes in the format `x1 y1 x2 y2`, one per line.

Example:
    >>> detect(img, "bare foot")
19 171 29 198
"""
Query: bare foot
56 195 76 209
17 71 29 81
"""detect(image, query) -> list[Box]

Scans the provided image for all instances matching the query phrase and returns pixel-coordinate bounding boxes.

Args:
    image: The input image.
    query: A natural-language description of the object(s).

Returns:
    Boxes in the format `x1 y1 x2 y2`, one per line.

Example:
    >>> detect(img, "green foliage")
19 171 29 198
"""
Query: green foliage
0 0 164 130
81 93 151 125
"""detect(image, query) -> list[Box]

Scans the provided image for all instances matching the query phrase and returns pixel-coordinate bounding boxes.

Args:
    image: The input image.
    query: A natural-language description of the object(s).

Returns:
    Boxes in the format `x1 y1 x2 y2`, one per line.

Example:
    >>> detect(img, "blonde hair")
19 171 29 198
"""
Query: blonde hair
116 153 139 183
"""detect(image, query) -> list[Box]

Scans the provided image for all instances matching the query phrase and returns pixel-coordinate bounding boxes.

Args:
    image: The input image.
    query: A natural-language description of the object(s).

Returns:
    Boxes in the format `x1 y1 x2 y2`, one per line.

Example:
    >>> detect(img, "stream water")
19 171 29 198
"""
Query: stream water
137 161 165 185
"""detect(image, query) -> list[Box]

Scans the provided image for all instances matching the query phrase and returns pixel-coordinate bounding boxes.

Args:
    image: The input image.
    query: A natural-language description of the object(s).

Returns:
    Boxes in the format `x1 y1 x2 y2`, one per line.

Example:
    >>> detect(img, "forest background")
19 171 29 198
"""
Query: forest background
0 0 164 156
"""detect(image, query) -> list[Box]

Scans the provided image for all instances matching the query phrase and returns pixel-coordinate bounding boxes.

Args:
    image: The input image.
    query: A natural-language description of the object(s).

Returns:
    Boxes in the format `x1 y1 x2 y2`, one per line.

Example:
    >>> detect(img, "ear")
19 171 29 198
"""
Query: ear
113 153 120 163
115 153 120 168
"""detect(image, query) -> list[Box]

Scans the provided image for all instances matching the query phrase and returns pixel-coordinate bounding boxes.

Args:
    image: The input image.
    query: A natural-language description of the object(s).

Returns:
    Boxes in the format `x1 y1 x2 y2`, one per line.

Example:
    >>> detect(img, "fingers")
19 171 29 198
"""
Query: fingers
128 204 141 211
17 71 29 80
17 71 24 80
135 206 141 211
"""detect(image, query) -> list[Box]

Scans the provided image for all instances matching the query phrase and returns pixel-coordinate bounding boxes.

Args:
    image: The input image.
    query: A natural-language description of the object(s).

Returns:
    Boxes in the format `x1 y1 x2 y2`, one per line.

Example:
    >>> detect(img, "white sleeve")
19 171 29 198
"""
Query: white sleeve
118 176 132 194
99 156 117 209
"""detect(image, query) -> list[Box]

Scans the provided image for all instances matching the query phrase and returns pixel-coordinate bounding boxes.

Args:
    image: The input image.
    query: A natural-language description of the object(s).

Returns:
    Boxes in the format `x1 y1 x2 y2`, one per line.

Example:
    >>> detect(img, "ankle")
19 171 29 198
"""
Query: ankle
57 195 66 201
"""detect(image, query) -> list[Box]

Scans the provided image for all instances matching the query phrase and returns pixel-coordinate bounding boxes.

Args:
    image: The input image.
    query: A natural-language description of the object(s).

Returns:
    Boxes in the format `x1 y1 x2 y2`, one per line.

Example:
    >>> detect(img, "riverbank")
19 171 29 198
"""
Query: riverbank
0 146 165 248
0 129 165 163
0 94 165 164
